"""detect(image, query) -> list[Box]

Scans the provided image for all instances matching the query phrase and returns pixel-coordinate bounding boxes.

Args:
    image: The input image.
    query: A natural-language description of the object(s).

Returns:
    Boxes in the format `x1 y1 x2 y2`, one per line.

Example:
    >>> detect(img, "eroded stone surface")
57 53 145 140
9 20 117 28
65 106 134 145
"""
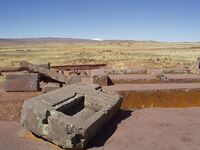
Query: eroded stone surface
20 83 122 149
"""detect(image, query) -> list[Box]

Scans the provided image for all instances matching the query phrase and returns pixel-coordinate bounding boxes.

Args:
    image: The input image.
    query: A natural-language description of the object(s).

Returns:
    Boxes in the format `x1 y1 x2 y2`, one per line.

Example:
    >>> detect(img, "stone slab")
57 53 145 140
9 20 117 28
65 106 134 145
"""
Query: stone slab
92 69 108 86
41 83 60 93
5 73 39 80
104 83 200 92
4 73 39 92
20 83 122 149
109 74 200 84
105 83 200 109
109 74 158 84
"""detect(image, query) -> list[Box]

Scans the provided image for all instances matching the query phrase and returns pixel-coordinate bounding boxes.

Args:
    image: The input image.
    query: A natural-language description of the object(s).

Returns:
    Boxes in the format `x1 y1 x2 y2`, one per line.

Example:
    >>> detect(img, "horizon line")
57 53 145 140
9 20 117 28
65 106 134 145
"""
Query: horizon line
0 36 199 43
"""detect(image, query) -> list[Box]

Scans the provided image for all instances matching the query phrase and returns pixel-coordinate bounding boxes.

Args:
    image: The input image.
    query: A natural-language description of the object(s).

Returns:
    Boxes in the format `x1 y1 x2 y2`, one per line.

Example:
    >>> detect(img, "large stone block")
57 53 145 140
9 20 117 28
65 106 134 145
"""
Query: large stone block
4 73 39 92
41 82 60 93
92 69 108 86
20 84 122 149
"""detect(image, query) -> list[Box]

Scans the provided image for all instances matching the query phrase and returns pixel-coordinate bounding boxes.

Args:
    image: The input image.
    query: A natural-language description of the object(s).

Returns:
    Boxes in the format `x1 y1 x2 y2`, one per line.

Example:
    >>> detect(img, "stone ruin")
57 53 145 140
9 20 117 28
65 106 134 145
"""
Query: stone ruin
3 61 109 92
20 83 122 149
4 58 200 149
2 61 122 149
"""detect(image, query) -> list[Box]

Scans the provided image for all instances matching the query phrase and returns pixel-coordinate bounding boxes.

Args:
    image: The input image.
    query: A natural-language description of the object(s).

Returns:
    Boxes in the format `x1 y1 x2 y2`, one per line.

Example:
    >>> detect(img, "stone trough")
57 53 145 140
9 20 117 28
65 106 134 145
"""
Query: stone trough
20 83 122 149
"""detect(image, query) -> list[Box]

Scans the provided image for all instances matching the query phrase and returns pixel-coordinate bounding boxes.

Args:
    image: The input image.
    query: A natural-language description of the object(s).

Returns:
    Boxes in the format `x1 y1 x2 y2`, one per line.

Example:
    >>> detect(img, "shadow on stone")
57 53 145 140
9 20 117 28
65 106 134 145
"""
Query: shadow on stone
86 109 133 149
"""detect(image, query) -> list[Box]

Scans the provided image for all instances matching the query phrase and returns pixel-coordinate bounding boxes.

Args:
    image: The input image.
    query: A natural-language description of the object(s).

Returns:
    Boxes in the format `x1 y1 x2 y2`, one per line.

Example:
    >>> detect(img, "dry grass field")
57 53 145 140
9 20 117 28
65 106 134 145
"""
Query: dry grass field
0 38 200 70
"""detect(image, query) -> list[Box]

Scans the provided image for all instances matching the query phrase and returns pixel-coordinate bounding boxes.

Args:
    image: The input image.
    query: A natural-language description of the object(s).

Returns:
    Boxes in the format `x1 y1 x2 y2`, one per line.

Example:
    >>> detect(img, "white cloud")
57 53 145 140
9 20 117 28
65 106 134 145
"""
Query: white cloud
90 38 104 41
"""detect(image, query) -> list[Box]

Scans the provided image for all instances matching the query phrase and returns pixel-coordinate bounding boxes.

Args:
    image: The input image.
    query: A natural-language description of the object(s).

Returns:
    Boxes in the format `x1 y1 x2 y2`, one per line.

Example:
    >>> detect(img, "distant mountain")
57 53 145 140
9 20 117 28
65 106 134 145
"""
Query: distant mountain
0 37 198 45
0 37 98 44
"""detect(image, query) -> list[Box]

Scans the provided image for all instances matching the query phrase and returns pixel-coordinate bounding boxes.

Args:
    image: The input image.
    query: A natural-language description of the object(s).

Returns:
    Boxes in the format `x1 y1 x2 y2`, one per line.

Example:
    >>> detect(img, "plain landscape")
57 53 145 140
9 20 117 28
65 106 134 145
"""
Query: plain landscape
1 38 200 150
1 38 200 69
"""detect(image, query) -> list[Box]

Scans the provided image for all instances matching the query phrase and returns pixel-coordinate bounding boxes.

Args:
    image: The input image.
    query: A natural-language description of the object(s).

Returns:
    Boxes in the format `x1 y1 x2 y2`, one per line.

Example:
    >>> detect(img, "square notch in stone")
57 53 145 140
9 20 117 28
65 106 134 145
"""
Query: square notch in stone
54 95 103 121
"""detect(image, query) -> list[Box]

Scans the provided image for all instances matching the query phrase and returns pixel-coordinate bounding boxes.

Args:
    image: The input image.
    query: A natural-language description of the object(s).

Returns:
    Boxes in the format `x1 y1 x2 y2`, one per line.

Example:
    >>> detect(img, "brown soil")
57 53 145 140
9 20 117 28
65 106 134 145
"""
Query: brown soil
0 91 40 121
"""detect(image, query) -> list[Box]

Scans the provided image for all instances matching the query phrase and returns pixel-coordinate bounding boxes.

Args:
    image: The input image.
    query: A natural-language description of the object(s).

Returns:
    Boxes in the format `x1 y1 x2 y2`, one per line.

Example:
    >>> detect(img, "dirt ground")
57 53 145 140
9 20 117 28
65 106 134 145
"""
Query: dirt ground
0 90 39 121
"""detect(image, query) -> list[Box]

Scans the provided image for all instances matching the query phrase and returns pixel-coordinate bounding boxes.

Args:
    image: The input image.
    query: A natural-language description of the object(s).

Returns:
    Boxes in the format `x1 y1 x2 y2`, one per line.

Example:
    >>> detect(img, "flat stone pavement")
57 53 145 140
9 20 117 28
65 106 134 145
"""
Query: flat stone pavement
0 121 62 150
90 108 200 150
1 108 200 150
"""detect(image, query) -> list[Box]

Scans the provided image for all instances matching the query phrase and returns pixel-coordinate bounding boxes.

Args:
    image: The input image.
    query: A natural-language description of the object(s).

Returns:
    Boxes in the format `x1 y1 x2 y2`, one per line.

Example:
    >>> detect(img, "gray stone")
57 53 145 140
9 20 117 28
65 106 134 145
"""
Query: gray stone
20 83 122 149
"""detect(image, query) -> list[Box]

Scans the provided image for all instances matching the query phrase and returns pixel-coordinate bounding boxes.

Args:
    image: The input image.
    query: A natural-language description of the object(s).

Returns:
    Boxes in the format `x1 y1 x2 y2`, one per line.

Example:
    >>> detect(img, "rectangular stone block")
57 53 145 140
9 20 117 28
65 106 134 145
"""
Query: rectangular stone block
108 74 200 84
38 63 50 69
4 73 39 92
41 83 60 93
5 73 39 80
20 84 122 149
109 74 158 84
104 83 200 110
92 69 108 86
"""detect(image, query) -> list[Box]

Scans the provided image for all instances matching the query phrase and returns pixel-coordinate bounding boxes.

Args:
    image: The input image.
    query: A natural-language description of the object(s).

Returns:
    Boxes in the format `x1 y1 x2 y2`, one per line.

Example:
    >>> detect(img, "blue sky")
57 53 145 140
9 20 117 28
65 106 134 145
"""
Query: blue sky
0 0 199 41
